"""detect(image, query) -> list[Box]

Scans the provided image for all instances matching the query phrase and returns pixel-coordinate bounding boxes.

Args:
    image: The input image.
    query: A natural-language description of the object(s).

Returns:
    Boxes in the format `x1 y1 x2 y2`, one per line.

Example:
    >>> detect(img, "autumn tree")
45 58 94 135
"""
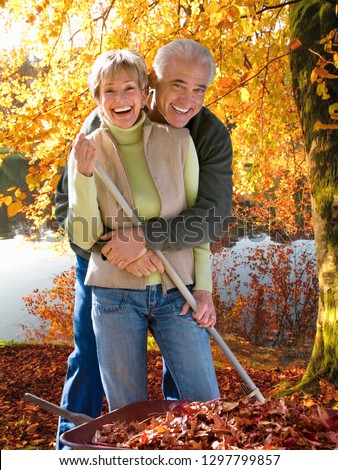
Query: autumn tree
289 0 338 389
0 0 310 238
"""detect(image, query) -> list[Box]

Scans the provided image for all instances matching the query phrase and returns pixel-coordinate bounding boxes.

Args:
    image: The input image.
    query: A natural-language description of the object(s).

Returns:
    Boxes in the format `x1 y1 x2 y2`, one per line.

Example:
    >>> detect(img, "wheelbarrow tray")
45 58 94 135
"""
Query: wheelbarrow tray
60 400 178 450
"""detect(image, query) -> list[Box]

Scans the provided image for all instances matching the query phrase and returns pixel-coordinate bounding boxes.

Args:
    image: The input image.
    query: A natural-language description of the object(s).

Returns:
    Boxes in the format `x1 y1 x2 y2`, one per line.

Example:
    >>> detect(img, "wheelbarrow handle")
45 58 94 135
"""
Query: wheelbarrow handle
94 163 265 404
23 393 94 426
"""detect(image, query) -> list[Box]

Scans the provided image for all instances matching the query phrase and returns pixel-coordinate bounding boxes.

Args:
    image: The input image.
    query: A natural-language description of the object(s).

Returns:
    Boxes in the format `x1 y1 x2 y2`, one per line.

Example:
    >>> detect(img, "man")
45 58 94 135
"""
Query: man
55 39 232 449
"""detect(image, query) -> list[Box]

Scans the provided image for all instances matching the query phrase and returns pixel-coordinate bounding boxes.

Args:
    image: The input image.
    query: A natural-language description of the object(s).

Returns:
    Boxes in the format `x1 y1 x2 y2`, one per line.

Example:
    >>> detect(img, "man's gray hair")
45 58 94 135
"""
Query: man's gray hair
88 50 148 103
153 39 216 85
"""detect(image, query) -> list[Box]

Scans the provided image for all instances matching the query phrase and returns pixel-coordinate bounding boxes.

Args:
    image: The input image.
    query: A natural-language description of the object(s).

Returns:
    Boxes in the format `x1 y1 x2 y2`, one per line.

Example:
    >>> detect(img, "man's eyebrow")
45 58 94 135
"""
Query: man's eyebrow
170 78 207 90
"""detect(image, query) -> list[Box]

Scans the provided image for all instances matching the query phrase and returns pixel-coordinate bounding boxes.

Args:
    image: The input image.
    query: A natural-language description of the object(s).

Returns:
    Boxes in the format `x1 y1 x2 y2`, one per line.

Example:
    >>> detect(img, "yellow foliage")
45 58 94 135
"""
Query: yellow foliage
316 81 331 100
7 199 22 217
0 0 312 236
240 87 250 103
3 196 12 206
328 103 338 120
25 173 41 190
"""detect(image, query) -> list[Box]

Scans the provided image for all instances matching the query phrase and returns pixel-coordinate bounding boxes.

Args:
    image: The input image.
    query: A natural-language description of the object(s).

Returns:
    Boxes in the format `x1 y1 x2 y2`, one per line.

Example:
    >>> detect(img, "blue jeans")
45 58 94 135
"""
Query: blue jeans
56 255 180 449
56 255 105 450
92 284 220 411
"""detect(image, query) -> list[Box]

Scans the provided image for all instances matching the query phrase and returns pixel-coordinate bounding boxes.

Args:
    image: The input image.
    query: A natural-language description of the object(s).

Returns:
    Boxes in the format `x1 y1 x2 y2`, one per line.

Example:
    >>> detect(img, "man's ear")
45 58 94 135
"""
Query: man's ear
148 68 158 88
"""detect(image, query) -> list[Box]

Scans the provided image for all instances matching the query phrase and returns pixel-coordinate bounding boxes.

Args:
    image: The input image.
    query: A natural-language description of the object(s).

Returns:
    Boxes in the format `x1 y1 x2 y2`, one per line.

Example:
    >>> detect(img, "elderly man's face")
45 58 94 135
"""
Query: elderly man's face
152 58 210 128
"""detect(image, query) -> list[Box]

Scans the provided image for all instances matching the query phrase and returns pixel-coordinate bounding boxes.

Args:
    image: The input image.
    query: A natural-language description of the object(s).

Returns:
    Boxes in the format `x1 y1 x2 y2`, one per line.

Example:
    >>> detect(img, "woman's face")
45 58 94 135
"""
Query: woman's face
99 68 147 128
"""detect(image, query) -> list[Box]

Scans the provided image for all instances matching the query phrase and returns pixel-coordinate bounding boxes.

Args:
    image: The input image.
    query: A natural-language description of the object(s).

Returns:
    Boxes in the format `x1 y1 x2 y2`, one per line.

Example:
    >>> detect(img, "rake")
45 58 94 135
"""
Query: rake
95 162 265 404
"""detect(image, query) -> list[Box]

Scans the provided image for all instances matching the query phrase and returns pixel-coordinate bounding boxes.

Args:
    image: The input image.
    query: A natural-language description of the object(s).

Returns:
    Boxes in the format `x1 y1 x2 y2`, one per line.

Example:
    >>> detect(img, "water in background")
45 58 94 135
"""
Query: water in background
0 235 74 341
0 231 316 342
213 235 316 303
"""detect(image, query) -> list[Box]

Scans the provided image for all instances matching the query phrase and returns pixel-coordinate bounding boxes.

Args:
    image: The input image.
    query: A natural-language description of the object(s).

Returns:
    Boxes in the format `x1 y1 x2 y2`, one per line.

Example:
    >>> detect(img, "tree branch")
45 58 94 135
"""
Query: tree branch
206 50 292 108
256 0 302 15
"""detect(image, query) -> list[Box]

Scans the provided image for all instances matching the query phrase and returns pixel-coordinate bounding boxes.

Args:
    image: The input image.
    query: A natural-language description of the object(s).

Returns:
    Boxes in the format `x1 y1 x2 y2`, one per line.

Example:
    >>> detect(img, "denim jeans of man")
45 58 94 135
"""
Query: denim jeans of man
92 284 220 411
56 255 180 449
56 254 105 450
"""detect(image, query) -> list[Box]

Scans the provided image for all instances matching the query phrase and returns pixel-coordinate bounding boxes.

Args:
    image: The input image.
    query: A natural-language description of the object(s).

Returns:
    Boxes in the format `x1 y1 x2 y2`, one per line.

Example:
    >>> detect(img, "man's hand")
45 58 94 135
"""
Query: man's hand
73 133 98 177
123 250 165 277
100 227 147 268
180 290 216 328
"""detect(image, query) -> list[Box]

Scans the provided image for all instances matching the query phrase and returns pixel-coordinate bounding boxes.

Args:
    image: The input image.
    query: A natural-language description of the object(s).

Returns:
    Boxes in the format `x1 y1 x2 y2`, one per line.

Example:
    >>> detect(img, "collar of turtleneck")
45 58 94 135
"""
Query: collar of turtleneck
103 110 146 146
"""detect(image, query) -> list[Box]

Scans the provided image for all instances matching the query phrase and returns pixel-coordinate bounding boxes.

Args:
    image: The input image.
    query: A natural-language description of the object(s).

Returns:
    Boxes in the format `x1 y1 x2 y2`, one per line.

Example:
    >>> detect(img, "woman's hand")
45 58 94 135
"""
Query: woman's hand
73 133 98 177
100 227 147 267
100 230 164 276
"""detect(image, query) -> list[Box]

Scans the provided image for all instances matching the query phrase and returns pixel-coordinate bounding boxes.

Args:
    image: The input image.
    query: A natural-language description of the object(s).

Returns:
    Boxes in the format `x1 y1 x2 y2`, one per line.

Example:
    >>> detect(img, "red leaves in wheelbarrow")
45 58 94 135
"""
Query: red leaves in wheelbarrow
92 398 338 450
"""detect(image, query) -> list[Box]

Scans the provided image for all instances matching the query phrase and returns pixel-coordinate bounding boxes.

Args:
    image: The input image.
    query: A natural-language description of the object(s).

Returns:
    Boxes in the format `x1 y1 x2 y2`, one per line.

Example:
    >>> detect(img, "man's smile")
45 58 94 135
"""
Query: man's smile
171 104 190 114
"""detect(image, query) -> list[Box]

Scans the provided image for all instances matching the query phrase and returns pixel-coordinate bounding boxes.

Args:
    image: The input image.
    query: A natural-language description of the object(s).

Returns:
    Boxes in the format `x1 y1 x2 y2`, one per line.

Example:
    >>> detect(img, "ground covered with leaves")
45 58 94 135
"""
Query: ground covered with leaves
1 343 337 450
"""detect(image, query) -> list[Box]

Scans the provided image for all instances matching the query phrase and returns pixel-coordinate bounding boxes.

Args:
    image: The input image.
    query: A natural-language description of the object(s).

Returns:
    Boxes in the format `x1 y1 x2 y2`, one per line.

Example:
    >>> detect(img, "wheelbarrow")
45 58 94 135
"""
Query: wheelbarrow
23 393 179 450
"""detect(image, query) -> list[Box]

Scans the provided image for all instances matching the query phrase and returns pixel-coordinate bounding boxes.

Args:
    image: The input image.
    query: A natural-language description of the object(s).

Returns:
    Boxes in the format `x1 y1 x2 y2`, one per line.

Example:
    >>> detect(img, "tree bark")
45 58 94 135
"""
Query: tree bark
289 0 338 389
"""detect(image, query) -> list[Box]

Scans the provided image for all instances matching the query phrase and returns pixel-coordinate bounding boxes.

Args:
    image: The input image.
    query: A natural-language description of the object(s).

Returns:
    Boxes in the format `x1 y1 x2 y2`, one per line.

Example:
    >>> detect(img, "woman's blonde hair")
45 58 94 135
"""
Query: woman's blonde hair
88 50 148 103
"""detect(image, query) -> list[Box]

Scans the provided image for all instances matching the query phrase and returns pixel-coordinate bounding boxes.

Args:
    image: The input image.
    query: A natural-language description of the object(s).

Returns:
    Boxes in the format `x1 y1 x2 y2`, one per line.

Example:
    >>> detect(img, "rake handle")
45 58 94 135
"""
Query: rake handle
94 163 265 404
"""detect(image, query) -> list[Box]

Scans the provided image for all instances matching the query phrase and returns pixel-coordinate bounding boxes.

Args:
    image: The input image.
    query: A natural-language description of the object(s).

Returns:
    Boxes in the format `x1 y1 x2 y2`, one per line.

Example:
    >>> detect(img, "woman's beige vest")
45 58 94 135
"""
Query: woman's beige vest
85 117 195 290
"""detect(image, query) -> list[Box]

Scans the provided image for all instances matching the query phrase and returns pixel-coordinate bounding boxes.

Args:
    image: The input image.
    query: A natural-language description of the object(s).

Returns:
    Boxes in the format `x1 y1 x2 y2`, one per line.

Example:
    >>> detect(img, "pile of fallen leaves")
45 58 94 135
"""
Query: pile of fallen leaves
92 399 338 450
0 343 337 450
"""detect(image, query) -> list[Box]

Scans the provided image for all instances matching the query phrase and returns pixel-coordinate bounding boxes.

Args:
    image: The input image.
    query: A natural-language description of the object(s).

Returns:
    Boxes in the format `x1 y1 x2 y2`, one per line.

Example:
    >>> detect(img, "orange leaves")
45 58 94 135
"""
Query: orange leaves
49 174 61 190
319 381 338 407
7 199 22 217
312 67 338 80
92 396 338 450
26 13 36 25
1 187 27 217
1 343 337 450
218 76 236 91
22 267 75 343
313 121 338 131
288 38 302 52
26 423 40 435
213 240 318 349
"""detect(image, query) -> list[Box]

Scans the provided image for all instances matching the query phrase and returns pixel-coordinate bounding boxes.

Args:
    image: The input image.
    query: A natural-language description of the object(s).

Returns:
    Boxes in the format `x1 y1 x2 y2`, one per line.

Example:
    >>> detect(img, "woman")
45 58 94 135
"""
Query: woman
67 49 219 411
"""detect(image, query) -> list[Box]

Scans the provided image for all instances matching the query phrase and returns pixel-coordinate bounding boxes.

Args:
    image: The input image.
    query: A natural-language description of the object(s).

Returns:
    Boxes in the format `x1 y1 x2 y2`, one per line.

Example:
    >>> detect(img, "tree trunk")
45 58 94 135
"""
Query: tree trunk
289 0 338 389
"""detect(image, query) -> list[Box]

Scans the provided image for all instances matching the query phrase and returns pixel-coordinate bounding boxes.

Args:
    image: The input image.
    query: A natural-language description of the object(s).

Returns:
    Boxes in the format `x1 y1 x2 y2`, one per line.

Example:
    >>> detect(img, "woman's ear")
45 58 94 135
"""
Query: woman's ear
141 87 148 107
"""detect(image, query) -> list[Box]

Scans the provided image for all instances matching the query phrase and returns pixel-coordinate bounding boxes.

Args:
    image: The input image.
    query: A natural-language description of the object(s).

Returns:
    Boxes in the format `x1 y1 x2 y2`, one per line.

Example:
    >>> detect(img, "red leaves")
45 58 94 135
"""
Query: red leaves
169 401 196 416
0 344 74 450
0 345 337 450
92 398 338 450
